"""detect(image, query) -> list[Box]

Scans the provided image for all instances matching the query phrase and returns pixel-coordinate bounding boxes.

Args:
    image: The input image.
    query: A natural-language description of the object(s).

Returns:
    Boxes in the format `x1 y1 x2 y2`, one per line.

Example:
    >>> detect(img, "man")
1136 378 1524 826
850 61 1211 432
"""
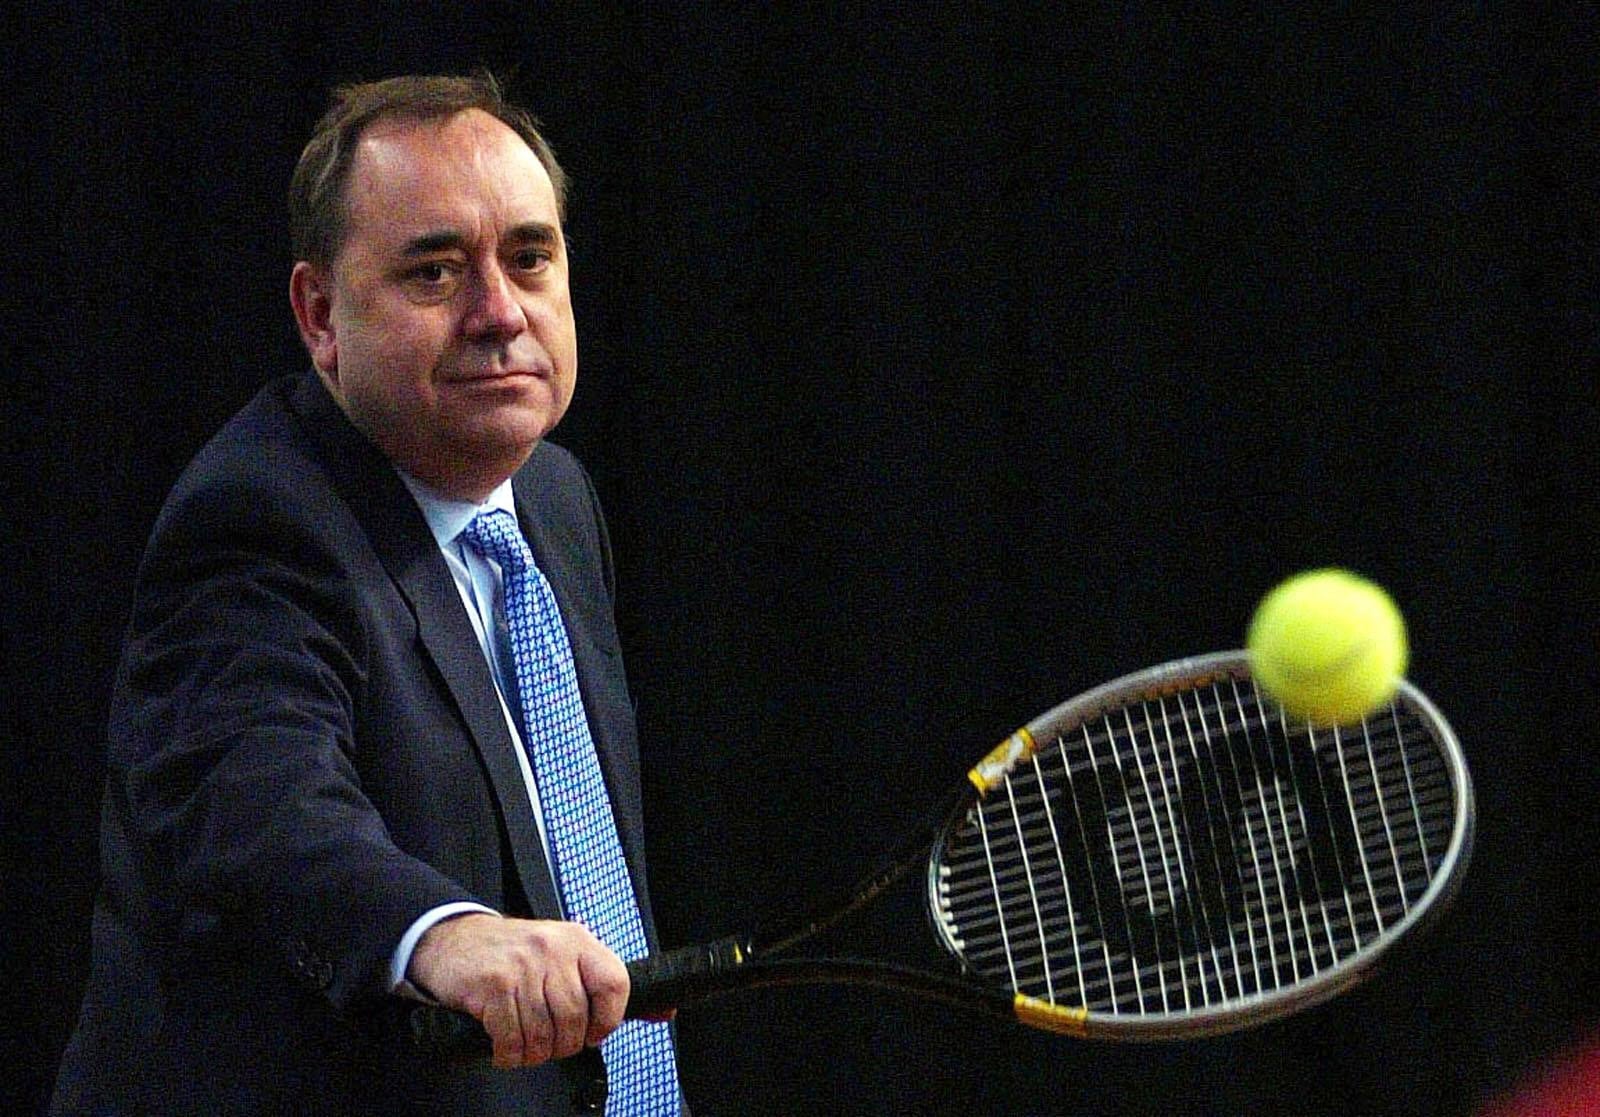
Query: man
51 74 683 1115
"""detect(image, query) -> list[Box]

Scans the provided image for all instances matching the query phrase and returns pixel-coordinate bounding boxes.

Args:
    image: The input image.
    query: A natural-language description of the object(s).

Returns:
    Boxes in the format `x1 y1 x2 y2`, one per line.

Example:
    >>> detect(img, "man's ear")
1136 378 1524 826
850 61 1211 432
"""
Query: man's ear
289 261 339 379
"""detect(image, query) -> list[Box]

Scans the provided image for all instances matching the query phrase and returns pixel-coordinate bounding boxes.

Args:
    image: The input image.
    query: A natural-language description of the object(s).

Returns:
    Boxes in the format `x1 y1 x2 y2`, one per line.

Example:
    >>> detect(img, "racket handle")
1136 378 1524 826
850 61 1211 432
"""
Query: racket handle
409 935 748 1057
626 935 747 1016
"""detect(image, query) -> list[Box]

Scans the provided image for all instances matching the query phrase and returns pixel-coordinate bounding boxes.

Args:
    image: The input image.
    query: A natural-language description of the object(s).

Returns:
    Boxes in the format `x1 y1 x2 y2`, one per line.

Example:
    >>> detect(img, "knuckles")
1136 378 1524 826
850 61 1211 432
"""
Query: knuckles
431 918 632 1066
587 964 629 1004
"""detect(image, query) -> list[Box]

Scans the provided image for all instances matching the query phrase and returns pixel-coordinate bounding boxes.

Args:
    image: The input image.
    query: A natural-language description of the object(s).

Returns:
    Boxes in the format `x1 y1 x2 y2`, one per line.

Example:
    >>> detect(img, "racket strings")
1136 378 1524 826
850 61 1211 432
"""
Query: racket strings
935 678 1456 1018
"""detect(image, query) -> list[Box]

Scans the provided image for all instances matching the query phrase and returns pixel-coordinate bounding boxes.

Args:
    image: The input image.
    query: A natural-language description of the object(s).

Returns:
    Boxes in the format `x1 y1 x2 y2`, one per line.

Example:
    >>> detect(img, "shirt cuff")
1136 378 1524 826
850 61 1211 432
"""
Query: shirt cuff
389 901 501 1001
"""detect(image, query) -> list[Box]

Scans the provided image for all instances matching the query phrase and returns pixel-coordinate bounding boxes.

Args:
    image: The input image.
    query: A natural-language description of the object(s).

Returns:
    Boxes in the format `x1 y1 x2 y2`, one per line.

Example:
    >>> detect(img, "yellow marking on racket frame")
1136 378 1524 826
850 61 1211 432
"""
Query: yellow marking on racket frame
1013 994 1090 1036
968 728 1038 794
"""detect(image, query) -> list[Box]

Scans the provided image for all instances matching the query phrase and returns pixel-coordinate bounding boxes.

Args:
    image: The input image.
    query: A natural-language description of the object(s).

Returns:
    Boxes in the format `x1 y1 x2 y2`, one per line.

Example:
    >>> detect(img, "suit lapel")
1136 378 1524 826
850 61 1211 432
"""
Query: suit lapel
401 557 563 919
513 463 652 911
288 372 561 919
516 505 619 775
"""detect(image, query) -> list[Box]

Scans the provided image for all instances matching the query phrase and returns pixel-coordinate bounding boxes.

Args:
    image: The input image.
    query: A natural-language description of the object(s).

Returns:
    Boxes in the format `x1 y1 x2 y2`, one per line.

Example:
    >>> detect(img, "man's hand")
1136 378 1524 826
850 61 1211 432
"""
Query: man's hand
408 914 630 1069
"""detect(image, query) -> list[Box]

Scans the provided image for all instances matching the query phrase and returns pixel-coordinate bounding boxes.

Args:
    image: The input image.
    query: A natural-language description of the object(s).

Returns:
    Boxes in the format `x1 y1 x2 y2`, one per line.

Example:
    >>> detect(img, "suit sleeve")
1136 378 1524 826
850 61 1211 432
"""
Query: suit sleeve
109 479 480 1013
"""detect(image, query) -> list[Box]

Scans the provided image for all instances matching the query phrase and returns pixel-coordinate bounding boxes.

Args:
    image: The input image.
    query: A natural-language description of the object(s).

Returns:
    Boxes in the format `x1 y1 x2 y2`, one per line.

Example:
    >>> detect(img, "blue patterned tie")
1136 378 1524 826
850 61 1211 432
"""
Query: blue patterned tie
463 509 681 1115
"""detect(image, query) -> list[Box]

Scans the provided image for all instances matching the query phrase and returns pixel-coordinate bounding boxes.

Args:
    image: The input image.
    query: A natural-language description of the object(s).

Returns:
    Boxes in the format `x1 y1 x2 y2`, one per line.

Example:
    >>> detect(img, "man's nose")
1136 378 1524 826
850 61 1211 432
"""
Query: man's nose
462 264 528 339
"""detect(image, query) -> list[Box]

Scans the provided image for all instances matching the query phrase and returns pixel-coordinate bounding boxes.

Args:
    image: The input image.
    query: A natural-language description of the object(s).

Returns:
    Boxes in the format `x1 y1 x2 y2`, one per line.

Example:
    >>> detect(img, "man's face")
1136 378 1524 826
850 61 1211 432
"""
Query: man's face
292 109 576 500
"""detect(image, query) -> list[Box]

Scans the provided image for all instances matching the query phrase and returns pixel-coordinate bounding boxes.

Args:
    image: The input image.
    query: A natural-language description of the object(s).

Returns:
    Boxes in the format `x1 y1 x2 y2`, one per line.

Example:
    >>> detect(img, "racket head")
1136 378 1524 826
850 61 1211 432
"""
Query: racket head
928 651 1474 1040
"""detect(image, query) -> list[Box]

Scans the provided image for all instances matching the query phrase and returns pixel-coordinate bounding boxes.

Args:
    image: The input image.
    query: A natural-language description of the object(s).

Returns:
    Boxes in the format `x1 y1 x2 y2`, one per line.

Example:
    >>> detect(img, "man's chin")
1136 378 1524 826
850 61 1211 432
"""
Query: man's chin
439 414 558 480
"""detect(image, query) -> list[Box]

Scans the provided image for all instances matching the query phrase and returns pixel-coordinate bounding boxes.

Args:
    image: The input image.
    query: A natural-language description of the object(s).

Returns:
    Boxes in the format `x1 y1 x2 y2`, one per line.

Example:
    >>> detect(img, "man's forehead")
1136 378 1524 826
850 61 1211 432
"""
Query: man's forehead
347 108 556 220
359 106 518 149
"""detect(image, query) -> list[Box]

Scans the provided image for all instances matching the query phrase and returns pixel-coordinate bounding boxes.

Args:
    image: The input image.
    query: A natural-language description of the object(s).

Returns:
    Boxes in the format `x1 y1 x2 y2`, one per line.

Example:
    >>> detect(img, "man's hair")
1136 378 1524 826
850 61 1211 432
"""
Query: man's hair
288 72 567 267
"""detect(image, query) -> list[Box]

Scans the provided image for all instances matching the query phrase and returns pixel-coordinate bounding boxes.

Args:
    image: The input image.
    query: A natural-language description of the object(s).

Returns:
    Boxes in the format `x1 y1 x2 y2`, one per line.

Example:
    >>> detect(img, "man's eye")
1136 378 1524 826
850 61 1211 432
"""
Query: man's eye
513 249 552 272
410 263 452 284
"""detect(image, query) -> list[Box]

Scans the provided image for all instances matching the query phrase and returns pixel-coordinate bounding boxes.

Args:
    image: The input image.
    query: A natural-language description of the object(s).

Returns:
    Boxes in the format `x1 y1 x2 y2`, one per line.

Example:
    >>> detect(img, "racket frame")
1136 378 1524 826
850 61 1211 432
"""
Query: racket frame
927 650 1475 1040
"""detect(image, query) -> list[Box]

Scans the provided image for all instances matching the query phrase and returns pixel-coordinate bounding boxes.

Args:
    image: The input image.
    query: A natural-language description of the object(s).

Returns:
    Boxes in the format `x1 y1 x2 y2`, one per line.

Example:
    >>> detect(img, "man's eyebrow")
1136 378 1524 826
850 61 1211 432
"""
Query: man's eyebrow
504 222 560 248
399 223 560 256
401 230 469 256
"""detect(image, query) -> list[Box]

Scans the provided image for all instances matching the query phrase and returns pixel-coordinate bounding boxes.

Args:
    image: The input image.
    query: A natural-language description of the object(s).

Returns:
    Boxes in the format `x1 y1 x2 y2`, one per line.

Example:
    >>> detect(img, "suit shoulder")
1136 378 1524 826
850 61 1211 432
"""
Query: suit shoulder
168 376 324 498
514 440 604 519
513 440 617 595
520 439 588 485
147 375 364 563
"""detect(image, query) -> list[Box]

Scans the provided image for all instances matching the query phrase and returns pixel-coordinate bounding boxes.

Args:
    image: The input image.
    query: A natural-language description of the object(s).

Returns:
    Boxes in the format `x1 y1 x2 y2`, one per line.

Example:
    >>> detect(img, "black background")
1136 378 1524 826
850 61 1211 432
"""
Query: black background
7 4 1597 1114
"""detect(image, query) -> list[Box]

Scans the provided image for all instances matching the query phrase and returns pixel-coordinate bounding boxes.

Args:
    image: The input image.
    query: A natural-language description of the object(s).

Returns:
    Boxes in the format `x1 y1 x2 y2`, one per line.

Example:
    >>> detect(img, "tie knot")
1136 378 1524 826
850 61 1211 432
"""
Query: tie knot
461 509 529 575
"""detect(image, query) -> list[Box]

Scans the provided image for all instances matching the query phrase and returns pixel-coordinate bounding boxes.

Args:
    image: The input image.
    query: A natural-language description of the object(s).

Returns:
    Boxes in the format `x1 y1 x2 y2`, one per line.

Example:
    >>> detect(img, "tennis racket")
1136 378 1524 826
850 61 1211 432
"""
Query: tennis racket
412 650 1473 1051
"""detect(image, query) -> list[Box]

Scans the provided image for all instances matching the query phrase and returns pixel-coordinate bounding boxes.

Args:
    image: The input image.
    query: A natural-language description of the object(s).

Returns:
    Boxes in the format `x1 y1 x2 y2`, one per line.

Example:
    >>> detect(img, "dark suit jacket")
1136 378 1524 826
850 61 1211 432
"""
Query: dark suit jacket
52 370 659 1115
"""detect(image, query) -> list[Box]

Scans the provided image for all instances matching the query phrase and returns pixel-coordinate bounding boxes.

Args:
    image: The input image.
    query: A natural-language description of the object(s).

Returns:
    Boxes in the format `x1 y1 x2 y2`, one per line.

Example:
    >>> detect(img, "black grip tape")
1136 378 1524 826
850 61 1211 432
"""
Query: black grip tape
624 935 747 1017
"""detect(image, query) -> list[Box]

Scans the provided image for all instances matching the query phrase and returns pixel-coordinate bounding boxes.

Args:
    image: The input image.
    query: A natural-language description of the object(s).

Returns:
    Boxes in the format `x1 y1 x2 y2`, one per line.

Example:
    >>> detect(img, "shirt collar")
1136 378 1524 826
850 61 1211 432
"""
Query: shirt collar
397 471 517 551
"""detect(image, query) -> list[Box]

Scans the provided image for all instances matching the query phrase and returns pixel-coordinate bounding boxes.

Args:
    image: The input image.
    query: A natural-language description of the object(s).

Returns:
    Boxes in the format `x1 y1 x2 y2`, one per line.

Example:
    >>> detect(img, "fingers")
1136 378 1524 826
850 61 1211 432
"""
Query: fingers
483 987 549 1070
409 915 631 1069
544 960 592 1060
579 946 631 1048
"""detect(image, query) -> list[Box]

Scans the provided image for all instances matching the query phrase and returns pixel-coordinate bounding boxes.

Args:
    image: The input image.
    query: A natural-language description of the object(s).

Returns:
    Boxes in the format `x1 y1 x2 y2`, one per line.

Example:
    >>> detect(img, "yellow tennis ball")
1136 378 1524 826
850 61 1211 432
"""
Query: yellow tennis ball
1247 568 1408 727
